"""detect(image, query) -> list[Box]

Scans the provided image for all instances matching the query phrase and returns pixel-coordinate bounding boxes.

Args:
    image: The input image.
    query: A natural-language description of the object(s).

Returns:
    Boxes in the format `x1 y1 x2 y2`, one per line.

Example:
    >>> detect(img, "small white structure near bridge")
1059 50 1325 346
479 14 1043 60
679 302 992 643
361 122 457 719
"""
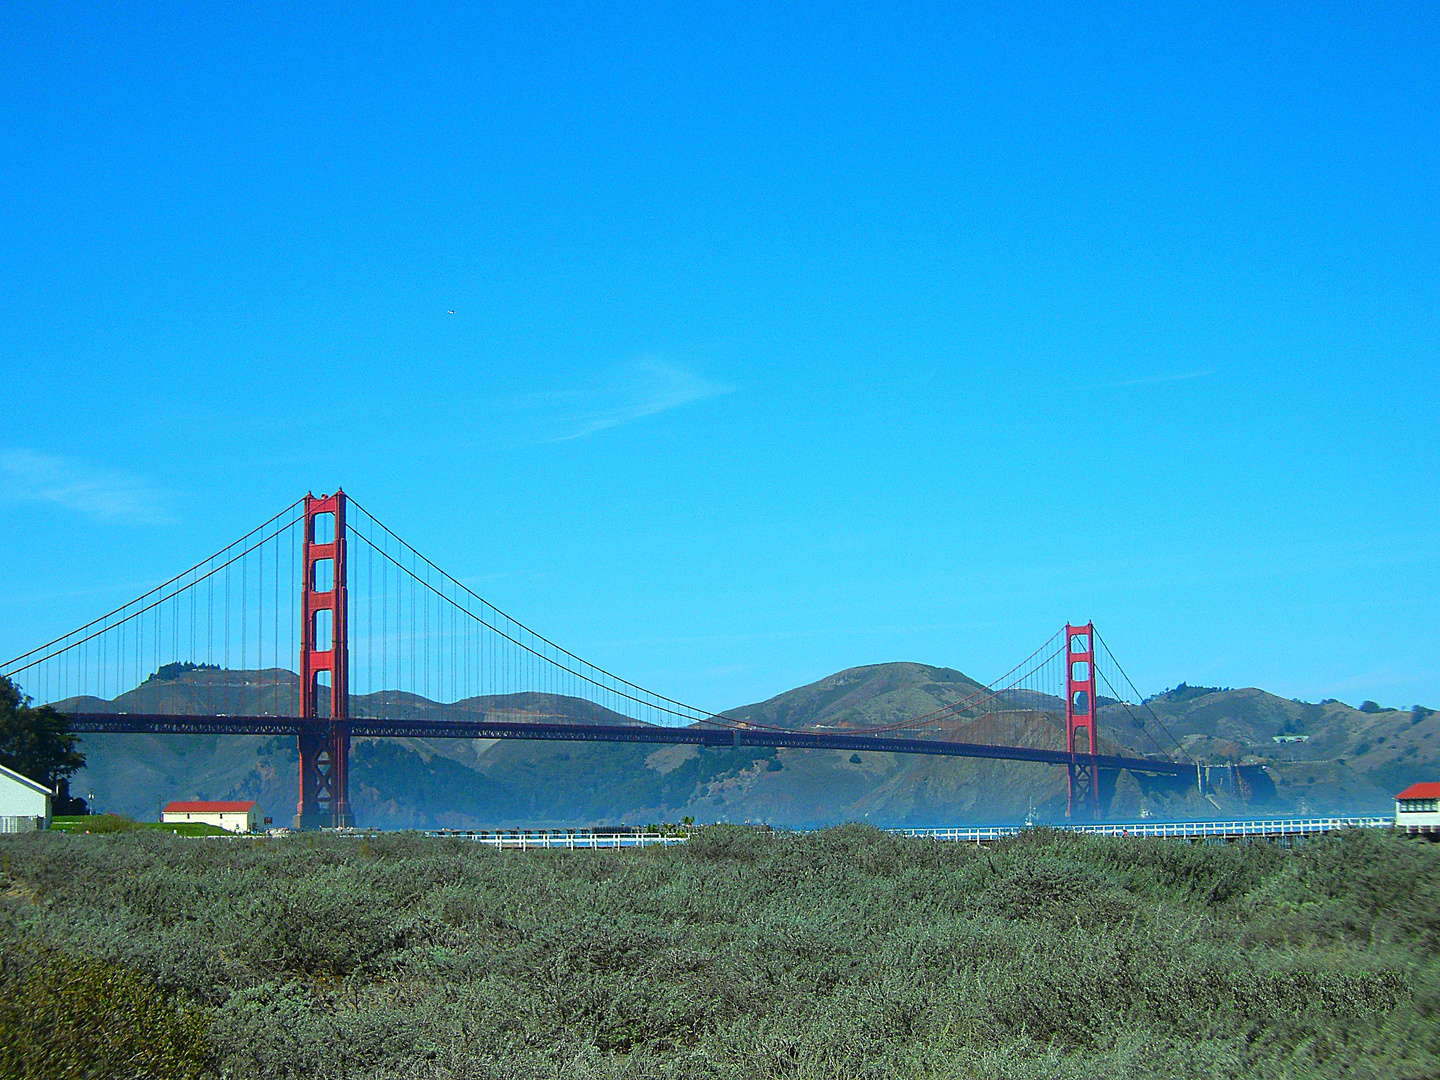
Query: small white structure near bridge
1396 782 1440 837
0 762 53 832
162 800 258 833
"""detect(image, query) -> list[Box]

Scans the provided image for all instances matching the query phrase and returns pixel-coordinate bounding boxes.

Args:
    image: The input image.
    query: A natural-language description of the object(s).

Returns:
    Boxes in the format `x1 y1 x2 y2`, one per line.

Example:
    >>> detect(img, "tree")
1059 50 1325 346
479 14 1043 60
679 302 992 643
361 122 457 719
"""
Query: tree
0 676 84 789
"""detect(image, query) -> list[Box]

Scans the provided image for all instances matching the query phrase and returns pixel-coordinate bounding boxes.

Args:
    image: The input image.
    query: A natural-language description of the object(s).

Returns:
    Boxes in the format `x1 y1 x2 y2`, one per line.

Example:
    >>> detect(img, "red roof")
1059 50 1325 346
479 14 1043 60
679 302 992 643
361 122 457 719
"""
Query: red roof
1396 783 1440 801
163 801 256 813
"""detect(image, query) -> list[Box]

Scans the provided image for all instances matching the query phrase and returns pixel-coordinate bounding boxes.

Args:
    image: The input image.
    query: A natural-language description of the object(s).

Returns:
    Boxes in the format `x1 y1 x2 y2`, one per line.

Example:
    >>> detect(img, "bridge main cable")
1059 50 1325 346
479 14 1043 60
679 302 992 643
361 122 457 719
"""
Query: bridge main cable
347 497 1074 741
0 498 306 679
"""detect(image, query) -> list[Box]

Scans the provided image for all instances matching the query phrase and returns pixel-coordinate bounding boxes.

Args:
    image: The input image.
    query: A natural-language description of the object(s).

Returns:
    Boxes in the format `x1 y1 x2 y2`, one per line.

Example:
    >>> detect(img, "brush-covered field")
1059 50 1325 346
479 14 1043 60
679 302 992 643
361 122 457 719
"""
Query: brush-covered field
0 826 1436 1080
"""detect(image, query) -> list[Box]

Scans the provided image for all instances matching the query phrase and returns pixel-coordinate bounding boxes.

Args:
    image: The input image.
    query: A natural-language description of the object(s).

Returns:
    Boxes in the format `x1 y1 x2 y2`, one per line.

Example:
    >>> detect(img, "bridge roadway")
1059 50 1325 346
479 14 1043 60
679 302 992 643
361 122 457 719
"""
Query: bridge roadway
62 712 1194 777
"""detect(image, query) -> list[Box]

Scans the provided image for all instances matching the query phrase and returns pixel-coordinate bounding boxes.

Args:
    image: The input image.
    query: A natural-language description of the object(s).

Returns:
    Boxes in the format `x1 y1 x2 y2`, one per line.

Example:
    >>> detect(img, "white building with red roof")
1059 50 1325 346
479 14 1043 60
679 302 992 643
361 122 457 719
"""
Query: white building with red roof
1395 782 1440 836
162 800 258 833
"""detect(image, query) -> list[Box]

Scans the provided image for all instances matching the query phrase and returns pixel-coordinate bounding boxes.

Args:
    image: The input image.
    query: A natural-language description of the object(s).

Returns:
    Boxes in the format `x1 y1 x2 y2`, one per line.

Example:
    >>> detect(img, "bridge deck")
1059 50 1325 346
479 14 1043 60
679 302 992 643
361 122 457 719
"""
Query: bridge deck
63 712 1194 775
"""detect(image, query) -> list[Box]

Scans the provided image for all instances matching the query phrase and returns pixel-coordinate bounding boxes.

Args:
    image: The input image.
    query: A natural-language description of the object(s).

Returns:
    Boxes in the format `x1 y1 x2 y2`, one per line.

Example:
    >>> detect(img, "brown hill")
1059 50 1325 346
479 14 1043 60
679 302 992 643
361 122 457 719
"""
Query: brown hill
52 668 637 727
1099 684 1440 810
722 661 1150 757
54 663 1430 828
721 662 990 729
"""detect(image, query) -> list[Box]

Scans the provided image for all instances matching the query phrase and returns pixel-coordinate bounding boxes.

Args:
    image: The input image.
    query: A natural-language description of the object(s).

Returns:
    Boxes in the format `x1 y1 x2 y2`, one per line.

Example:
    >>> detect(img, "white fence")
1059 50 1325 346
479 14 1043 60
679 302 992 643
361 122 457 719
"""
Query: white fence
4 816 1392 845
895 816 1393 843
425 828 686 849
423 816 1393 849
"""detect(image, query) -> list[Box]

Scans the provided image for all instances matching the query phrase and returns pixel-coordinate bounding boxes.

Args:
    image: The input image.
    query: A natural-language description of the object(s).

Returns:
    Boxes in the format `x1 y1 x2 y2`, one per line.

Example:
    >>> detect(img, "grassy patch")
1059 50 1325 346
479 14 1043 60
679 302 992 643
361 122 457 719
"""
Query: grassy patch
50 815 231 836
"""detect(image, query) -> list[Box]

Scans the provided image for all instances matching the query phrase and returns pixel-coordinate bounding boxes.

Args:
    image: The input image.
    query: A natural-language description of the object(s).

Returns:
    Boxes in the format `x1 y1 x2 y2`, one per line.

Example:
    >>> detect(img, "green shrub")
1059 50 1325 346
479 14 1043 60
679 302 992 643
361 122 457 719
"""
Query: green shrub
0 945 212 1080
50 813 138 834
0 825 1436 1079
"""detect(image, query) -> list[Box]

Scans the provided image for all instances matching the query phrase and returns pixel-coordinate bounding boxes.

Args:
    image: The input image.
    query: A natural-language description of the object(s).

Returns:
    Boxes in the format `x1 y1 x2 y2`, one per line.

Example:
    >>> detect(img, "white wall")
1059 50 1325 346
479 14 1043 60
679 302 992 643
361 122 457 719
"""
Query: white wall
162 809 257 833
0 768 51 825
1395 800 1440 832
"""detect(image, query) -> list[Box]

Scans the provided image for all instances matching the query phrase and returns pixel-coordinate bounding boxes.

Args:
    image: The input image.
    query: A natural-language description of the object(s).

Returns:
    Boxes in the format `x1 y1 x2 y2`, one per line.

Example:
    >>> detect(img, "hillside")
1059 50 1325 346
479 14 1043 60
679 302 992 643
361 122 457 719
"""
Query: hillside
59 661 1168 828
53 664 1438 828
722 662 990 729
1101 684 1440 812
51 664 638 726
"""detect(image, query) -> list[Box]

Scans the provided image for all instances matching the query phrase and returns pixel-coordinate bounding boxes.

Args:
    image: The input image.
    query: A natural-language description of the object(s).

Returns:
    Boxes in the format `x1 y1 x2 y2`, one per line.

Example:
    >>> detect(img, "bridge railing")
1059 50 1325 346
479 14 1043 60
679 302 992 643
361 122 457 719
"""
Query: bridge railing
895 816 1393 842
98 816 1397 845
423 828 687 849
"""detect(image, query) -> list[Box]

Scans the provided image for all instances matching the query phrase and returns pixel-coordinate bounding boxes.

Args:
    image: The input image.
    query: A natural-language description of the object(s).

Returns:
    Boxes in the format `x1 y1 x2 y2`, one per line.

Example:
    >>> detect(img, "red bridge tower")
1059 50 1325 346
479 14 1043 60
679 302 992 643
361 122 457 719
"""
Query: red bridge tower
294 491 354 830
1065 622 1100 819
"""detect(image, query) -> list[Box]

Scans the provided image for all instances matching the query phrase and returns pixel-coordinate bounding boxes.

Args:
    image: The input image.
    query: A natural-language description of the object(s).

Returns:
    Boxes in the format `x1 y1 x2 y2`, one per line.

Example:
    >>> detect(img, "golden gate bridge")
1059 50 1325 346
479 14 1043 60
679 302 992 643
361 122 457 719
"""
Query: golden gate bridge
1 491 1195 828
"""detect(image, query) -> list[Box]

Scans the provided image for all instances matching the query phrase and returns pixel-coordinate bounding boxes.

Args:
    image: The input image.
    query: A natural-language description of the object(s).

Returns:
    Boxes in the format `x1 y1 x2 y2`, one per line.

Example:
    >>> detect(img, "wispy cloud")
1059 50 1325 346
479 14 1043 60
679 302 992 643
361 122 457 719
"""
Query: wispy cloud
0 450 173 524
1104 369 1216 389
547 359 731 442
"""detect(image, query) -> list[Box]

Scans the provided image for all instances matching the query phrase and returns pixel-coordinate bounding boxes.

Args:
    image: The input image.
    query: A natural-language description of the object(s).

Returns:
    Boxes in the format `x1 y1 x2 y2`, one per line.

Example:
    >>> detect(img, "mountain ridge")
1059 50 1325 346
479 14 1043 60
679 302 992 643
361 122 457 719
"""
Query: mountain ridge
51 662 1437 828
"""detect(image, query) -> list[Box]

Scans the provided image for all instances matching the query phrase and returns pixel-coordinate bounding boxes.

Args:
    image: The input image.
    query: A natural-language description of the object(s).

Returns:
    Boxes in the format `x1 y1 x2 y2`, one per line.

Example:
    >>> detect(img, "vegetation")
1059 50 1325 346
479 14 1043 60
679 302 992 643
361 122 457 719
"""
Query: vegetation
0 674 82 790
0 944 212 1080
1146 682 1230 702
47 814 230 837
1 825 1437 1078
145 661 221 683
47 814 143 835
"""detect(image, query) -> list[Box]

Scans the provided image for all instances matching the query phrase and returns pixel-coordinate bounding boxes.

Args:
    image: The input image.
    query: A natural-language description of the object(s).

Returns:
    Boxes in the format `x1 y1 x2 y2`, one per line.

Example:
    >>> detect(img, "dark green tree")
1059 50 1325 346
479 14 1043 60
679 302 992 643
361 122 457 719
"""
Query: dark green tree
0 676 84 789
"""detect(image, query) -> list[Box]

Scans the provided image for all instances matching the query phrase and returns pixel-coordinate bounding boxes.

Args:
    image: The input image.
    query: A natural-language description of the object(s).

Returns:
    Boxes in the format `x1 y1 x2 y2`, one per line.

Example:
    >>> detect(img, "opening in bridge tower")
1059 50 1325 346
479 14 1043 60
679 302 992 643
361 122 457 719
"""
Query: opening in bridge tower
1065 622 1100 819
295 491 354 830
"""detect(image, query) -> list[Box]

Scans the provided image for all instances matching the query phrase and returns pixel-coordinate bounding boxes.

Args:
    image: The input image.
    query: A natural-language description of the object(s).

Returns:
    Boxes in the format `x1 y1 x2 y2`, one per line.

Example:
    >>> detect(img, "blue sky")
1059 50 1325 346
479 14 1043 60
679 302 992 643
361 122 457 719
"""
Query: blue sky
0 3 1436 711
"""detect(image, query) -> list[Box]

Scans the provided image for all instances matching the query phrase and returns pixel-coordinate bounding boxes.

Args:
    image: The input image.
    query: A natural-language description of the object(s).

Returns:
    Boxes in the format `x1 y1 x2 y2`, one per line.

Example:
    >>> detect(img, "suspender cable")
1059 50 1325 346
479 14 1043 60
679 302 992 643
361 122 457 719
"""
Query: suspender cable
224 557 232 715
381 529 388 715
273 526 279 715
424 562 431 705
0 498 305 676
256 539 263 712
241 547 248 714
290 514 297 715
367 518 373 717
410 567 416 703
